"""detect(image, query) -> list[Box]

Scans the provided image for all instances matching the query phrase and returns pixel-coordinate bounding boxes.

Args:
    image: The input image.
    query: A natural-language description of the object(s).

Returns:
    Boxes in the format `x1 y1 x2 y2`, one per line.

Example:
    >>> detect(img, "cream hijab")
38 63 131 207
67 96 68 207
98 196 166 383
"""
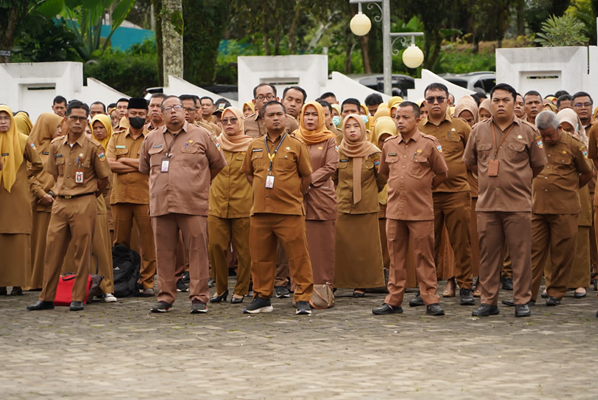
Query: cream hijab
557 108 588 146
0 105 26 192
218 107 252 152
339 114 380 204
29 113 64 156
372 116 398 206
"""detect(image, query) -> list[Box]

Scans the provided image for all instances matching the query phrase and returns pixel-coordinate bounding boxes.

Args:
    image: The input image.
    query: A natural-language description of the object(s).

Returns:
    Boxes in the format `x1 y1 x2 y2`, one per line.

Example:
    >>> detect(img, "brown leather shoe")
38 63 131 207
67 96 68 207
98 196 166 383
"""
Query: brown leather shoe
473 288 481 297
442 279 456 297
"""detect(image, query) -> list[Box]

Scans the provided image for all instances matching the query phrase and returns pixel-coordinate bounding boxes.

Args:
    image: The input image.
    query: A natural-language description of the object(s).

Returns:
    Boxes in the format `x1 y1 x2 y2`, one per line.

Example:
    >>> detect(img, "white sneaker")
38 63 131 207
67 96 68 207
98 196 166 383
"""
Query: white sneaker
101 293 117 303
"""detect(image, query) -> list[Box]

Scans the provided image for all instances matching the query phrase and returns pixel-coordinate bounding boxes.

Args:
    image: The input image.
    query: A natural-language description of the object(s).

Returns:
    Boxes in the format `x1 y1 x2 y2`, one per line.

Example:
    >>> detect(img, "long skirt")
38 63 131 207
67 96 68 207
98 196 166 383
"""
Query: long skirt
334 213 384 288
306 219 335 285
0 233 31 287
30 210 52 289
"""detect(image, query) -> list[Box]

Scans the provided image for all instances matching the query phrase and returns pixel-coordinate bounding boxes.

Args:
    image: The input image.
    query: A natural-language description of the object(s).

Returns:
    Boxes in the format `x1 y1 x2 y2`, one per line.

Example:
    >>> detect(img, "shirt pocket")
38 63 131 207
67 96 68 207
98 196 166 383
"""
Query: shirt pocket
275 152 296 172
408 155 430 178
506 142 527 163
252 151 265 171
554 153 572 175
385 155 399 178
181 142 204 154
55 158 65 176
476 143 493 162
115 148 129 159
148 147 164 167
443 132 463 155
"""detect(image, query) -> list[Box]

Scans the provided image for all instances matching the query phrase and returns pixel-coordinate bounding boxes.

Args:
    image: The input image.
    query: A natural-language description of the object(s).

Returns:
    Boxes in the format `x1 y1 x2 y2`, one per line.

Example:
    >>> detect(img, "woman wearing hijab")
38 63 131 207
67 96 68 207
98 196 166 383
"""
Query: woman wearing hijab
554 109 593 299
14 112 33 136
28 113 64 290
0 106 43 295
478 99 492 121
91 115 115 238
294 102 339 291
208 107 253 304
333 114 387 296
242 101 255 118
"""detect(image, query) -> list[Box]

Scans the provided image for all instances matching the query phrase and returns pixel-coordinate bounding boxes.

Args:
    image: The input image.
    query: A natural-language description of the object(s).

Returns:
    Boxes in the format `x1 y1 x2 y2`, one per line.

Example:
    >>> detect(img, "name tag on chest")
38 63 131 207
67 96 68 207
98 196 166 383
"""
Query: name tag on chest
265 175 275 188
75 169 84 184
161 158 170 173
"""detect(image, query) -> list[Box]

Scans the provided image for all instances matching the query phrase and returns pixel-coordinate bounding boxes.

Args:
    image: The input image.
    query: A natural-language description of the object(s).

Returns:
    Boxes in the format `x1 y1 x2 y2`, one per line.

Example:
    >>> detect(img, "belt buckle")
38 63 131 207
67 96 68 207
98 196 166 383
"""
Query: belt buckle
64 195 73 199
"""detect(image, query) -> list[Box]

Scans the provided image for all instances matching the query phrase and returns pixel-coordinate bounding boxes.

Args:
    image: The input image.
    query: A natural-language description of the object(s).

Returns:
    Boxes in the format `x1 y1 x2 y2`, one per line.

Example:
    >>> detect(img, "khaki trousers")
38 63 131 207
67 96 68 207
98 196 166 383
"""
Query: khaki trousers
112 203 156 289
433 191 473 289
152 214 209 305
477 212 532 306
208 215 251 296
40 195 96 303
530 214 578 301
249 214 313 302
385 219 439 306
274 241 289 287
30 210 51 290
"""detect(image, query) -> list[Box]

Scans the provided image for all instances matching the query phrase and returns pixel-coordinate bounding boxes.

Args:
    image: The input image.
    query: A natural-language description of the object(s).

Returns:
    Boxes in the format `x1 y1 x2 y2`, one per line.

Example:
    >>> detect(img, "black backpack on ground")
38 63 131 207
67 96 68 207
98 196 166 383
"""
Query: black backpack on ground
112 245 141 298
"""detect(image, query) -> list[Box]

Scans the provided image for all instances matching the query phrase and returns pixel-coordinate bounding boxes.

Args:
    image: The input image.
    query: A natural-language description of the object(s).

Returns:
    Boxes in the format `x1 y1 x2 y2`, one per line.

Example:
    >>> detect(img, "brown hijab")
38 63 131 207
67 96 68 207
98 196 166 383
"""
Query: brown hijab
295 101 336 145
218 107 252 152
339 114 380 204
453 100 479 127
29 113 64 156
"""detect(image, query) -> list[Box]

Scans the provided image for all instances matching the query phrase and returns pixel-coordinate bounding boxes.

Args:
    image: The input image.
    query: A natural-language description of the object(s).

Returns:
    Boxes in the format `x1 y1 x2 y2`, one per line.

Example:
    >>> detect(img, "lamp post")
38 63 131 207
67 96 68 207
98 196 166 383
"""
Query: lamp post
349 0 424 96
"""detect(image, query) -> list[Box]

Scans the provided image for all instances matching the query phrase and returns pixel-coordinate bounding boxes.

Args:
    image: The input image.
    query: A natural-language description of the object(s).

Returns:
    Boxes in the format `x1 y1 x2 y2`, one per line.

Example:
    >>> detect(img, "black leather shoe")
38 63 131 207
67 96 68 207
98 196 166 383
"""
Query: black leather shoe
460 288 475 305
541 291 548 298
574 290 587 298
231 295 245 304
528 299 536 306
502 299 535 307
372 303 403 315
27 300 55 311
352 290 365 298
472 303 499 317
70 301 84 311
209 289 229 303
546 296 561 306
515 304 531 317
426 303 445 316
409 292 425 307
502 277 513 291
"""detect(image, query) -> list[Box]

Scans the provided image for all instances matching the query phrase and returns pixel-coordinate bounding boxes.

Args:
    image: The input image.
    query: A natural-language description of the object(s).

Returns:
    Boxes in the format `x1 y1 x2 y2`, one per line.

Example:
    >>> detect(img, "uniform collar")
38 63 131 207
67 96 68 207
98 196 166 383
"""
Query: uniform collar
62 132 86 147
398 129 421 144
423 113 452 126
124 126 149 138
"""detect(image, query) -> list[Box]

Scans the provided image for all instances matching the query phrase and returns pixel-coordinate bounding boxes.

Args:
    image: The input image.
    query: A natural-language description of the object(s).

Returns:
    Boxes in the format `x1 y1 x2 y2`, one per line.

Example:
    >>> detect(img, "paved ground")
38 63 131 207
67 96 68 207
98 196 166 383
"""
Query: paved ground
1 281 597 399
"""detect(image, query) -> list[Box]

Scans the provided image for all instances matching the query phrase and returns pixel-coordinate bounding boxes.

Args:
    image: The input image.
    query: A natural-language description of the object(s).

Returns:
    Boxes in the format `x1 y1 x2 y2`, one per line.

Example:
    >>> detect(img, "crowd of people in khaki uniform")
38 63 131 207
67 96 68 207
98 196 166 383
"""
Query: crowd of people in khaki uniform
0 78 597 318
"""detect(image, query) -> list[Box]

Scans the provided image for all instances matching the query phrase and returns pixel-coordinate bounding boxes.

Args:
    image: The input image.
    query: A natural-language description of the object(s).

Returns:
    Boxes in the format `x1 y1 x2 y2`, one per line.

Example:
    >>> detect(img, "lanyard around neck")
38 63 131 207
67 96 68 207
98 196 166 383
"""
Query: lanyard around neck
491 122 515 160
264 133 287 171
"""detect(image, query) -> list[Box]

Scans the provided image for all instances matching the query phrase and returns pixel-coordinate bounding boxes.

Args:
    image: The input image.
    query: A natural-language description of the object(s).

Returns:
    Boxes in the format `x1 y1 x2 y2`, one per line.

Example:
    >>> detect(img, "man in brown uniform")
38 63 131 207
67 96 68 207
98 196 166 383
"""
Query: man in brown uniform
241 101 314 315
419 82 474 306
147 93 166 131
28 101 111 311
372 101 448 316
107 98 157 296
139 96 226 313
524 91 542 125
463 83 547 318
282 86 306 120
526 111 593 306
244 83 299 139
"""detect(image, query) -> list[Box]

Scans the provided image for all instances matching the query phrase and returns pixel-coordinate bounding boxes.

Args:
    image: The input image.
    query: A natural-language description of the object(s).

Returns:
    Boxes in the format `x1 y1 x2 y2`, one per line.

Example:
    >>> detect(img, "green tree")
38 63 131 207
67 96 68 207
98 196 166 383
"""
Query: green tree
534 13 589 46
0 0 31 62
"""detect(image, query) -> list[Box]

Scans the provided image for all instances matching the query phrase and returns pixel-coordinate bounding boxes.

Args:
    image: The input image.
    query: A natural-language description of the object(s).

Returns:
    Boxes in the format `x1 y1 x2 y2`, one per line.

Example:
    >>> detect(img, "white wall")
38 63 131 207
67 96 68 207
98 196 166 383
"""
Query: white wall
408 69 474 104
0 62 127 124
496 46 594 98
164 75 238 107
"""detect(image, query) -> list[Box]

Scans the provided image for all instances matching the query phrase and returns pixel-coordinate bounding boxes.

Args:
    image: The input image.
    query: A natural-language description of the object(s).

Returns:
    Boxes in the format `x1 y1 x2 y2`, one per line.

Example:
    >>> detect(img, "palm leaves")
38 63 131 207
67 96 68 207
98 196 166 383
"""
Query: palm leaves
534 13 589 47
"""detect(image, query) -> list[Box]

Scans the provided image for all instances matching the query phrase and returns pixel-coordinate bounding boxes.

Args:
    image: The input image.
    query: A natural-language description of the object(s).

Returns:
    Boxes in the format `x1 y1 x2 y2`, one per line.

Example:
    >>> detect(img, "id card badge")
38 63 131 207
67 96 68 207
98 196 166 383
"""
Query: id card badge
75 169 84 184
161 157 170 173
265 174 275 188
488 159 499 177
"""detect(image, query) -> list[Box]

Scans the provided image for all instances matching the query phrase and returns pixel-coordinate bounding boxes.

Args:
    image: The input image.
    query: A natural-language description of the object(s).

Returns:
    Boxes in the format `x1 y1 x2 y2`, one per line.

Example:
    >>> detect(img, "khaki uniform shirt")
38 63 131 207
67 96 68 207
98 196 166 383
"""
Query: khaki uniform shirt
29 146 57 213
198 120 222 136
533 133 592 214
463 117 547 212
334 153 386 215
46 134 111 197
380 131 448 221
241 133 313 216
138 121 227 217
304 137 339 220
106 127 150 205
419 115 471 193
243 113 299 139
209 149 253 219
585 122 598 204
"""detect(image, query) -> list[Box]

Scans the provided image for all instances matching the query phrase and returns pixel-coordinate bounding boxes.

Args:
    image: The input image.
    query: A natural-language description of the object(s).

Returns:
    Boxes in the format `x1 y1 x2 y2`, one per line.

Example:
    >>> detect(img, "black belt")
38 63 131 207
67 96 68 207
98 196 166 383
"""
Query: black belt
57 193 95 200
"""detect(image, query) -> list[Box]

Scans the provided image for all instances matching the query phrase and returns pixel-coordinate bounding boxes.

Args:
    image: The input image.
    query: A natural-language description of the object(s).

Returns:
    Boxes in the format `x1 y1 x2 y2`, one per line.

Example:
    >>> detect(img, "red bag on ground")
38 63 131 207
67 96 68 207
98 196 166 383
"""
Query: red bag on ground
54 273 93 306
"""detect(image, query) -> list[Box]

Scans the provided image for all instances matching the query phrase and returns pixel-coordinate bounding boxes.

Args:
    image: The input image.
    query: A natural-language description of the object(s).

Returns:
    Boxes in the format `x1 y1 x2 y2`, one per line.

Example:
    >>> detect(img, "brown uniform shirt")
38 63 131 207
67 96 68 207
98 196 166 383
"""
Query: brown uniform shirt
29 146 56 212
243 113 299 139
106 127 150 205
241 133 313 216
334 153 386 215
138 121 227 217
419 115 471 192
463 117 547 212
198 120 222 136
304 137 339 220
585 122 598 204
380 131 448 221
209 149 253 219
46 134 111 197
532 133 592 214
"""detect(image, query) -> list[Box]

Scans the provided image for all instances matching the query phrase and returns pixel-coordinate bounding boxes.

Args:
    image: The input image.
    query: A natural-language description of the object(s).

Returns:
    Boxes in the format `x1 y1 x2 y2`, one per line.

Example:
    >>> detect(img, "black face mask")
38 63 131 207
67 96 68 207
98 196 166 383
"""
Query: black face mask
129 116 145 129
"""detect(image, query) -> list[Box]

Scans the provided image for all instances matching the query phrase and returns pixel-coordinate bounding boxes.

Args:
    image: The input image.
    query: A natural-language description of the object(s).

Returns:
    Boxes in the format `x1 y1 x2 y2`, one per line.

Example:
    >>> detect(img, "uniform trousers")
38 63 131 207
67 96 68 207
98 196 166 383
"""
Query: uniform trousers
275 242 290 287
545 226 590 290
30 210 51 289
385 219 439 306
112 203 156 289
151 214 209 304
249 214 313 302
40 195 96 303
530 214 578 301
477 212 532 305
208 215 251 296
433 191 473 289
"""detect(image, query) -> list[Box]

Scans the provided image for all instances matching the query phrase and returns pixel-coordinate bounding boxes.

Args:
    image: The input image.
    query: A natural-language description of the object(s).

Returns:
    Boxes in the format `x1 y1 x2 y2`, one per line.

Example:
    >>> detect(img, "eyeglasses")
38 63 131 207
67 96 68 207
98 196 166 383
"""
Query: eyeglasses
0 116 11 122
163 105 184 112
425 96 446 104
221 117 238 125
183 107 196 113
255 94 276 101
68 116 88 123
574 102 592 108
